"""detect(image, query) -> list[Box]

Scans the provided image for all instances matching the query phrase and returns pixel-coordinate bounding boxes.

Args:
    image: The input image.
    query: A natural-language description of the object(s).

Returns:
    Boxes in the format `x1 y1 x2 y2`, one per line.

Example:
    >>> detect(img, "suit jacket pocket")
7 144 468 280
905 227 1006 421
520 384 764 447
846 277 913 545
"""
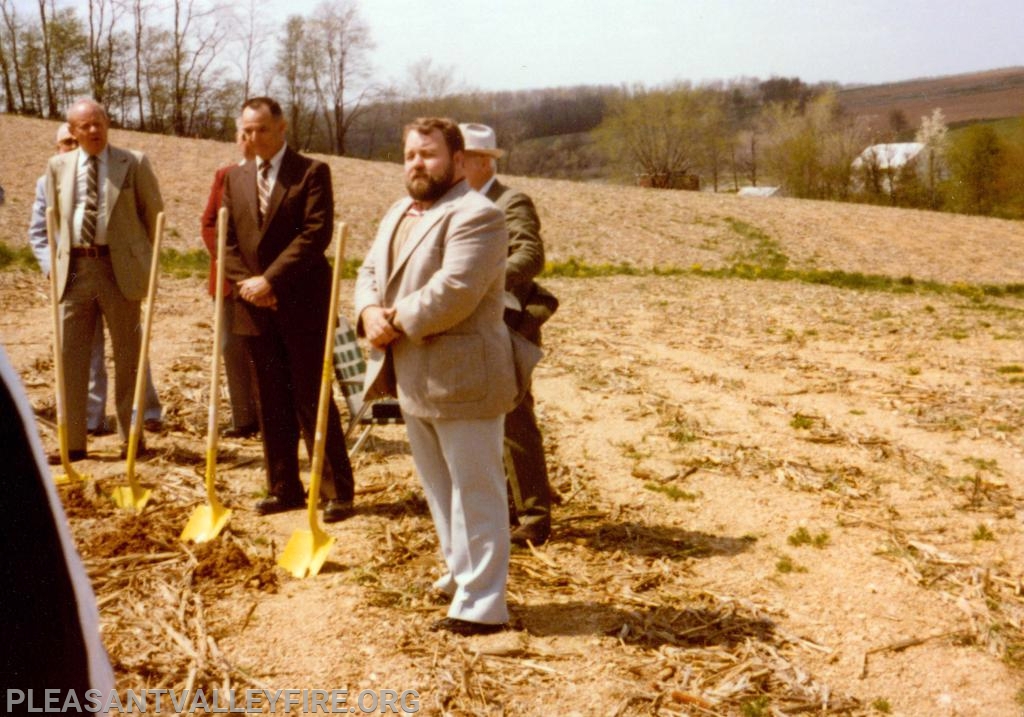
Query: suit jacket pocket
424 333 487 403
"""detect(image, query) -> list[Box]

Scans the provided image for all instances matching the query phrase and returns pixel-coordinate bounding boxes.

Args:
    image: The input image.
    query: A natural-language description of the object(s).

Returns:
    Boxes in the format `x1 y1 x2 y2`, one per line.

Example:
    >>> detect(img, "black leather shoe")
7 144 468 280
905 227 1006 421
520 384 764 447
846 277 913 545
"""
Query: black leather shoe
430 617 507 636
143 419 165 433
48 449 87 465
511 522 550 547
223 423 259 439
322 499 354 523
87 422 114 437
255 495 305 516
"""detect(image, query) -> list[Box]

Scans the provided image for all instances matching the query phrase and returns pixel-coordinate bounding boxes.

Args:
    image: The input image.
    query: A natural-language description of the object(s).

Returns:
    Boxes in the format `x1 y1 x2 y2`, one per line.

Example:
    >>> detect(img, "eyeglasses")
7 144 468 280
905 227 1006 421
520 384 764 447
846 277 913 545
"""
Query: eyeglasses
58 139 78 148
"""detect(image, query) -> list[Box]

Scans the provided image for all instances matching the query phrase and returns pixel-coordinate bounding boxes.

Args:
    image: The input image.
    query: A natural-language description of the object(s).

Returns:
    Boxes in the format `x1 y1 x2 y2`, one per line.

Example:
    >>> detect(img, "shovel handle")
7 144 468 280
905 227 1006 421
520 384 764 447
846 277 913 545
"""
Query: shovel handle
125 212 164 480
306 222 348 530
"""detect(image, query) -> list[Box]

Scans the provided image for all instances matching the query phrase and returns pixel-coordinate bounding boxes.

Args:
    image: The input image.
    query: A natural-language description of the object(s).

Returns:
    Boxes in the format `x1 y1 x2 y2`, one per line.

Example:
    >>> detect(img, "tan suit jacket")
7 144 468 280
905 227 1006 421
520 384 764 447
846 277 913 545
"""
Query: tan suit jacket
355 181 519 420
46 146 163 301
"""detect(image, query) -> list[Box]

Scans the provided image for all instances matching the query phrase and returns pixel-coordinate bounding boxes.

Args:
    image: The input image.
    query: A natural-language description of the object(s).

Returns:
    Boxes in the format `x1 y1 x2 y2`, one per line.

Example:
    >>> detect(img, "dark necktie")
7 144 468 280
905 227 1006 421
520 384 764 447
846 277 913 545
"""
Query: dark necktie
258 160 271 226
81 155 99 245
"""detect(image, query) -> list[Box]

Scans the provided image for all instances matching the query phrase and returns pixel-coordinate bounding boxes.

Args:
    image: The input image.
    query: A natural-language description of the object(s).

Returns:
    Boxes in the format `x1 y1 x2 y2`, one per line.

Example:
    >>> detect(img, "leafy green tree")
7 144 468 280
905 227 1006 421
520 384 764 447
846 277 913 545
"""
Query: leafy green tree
945 124 1006 215
596 82 707 185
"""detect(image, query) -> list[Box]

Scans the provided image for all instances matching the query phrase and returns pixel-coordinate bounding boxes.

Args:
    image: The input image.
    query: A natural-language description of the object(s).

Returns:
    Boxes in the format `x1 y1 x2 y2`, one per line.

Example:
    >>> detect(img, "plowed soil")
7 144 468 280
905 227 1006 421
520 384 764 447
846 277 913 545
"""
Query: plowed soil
2 113 1023 716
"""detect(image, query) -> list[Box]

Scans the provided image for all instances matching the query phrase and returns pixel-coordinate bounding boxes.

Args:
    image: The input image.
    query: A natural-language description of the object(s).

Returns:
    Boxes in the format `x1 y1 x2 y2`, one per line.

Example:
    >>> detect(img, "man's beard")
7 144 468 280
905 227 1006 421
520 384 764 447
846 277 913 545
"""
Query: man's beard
406 162 455 203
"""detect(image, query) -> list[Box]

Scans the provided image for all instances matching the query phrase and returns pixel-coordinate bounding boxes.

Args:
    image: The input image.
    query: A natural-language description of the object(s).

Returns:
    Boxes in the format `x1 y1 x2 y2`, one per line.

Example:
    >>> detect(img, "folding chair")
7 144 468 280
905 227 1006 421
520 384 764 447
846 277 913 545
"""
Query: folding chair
332 314 404 455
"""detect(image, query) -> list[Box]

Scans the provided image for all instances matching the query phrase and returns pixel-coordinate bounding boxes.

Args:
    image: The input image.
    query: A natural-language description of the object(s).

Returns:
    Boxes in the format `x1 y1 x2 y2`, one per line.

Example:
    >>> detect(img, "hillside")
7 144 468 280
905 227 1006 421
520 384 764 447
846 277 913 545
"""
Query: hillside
838 66 1024 127
3 113 1024 716
3 113 1023 287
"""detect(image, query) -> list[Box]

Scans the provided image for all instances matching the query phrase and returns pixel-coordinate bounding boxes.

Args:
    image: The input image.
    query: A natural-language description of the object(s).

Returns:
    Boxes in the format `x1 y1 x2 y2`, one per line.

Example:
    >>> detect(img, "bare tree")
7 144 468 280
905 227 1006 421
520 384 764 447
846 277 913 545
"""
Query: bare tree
0 0 18 111
275 14 316 148
83 0 121 104
167 0 226 135
305 0 374 155
36 0 57 116
129 0 148 128
231 0 269 101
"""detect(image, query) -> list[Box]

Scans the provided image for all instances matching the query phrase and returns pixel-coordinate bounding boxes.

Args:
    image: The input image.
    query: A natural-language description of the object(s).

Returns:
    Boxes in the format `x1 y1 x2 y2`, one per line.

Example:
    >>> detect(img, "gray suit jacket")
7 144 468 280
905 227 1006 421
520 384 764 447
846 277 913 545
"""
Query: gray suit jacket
354 181 519 420
46 145 163 301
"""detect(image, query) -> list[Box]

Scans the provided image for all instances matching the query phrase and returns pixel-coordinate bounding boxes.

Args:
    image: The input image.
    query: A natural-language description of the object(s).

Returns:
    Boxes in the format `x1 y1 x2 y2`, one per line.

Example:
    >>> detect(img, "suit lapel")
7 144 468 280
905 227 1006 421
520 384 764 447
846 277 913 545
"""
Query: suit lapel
237 161 260 234
260 147 293 235
59 153 77 239
388 203 446 283
105 147 128 222
387 181 471 286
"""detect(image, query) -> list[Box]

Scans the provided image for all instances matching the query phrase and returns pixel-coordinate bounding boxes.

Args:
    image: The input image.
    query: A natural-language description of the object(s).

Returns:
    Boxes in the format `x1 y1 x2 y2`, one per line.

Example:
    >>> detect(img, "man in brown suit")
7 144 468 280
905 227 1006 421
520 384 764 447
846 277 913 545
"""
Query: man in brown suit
221 97 353 523
460 123 559 546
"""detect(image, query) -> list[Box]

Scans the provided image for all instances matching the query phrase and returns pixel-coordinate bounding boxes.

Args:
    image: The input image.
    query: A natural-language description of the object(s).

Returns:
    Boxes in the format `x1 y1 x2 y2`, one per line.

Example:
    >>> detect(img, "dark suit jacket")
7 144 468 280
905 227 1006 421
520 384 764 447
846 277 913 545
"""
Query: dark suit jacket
485 179 558 343
221 147 334 336
485 180 544 310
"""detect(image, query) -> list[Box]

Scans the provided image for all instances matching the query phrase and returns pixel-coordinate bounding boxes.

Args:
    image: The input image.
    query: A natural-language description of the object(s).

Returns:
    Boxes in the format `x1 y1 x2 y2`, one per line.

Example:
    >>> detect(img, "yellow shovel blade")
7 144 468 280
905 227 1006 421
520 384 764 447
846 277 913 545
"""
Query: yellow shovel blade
180 503 233 543
277 528 335 579
109 483 152 512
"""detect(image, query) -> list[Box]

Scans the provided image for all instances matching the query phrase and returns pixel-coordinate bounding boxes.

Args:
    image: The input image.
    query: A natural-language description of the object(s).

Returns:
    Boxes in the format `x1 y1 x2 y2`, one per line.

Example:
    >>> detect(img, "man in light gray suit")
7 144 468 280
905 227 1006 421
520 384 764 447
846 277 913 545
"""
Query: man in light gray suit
355 117 520 636
45 98 163 462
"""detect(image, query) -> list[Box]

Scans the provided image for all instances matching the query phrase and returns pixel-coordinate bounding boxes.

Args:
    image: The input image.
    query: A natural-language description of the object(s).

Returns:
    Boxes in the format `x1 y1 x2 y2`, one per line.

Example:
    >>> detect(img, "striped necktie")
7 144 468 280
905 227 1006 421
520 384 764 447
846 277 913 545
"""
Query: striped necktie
257 160 271 226
81 155 99 246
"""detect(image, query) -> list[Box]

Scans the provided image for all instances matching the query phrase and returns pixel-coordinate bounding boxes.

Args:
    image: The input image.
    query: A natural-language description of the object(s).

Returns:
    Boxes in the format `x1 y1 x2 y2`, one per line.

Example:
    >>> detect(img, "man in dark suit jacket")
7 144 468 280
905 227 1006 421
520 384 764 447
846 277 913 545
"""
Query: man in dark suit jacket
221 96 354 523
460 123 559 547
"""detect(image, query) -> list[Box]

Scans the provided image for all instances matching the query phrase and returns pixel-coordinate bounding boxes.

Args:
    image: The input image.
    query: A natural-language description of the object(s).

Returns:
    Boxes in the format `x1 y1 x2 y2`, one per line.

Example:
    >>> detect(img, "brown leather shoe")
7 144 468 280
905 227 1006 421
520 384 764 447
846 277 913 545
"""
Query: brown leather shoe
429 617 507 636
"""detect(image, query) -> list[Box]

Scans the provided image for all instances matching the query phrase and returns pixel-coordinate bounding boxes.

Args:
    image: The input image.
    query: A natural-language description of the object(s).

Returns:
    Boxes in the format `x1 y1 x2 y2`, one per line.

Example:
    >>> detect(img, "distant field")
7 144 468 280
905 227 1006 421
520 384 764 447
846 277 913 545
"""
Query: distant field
838 66 1024 127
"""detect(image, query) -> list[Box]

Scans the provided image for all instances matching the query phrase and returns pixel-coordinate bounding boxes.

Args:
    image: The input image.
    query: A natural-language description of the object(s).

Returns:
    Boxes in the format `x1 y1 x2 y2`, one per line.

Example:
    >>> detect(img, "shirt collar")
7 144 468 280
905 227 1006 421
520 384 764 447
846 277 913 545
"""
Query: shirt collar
478 175 497 196
78 146 109 168
259 144 287 173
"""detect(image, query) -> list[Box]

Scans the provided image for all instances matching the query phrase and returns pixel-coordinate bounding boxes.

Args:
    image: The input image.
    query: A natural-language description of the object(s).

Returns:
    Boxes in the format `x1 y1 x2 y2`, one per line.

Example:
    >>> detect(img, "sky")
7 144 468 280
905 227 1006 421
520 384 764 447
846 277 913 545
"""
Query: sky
260 0 1024 92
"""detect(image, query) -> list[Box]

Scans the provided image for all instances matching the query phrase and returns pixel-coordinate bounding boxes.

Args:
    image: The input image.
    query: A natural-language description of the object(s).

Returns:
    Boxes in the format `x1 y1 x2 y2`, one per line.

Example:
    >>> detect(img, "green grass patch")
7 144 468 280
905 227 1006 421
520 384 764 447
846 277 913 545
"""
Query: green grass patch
787 526 830 548
790 414 815 430
0 242 42 271
871 697 893 714
643 482 699 502
997 364 1024 374
775 554 807 573
972 524 996 542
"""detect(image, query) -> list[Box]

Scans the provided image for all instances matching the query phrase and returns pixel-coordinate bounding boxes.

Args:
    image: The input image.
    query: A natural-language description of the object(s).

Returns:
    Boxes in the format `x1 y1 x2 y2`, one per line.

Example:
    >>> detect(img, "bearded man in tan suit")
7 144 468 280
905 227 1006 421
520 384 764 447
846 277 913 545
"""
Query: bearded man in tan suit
45 98 163 462
356 117 538 636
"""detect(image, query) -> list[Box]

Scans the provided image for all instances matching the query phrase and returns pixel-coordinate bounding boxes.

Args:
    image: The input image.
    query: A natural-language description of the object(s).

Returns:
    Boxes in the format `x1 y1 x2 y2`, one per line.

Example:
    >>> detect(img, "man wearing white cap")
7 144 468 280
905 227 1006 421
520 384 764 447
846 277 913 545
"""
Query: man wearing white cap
460 122 559 547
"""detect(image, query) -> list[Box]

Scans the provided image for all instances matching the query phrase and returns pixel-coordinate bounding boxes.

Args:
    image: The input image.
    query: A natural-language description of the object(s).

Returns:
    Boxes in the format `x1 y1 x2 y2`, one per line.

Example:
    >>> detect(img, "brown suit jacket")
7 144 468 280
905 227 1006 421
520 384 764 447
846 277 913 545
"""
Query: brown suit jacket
221 147 334 336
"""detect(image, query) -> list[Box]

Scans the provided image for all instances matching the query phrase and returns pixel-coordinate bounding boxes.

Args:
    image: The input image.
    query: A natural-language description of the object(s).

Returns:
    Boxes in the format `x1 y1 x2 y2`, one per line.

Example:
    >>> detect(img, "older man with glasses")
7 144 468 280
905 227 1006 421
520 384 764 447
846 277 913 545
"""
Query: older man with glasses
29 123 163 441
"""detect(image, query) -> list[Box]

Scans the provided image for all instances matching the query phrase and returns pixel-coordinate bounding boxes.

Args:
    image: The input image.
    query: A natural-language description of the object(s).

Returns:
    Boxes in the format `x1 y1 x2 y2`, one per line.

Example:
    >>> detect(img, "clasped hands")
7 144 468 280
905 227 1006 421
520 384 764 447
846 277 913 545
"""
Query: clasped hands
361 305 402 350
238 275 277 309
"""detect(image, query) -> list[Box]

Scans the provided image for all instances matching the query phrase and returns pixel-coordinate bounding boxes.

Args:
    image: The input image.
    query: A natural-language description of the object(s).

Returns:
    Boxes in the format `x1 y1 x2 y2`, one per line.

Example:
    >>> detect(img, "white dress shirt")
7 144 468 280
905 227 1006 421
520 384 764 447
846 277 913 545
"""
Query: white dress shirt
73 147 109 246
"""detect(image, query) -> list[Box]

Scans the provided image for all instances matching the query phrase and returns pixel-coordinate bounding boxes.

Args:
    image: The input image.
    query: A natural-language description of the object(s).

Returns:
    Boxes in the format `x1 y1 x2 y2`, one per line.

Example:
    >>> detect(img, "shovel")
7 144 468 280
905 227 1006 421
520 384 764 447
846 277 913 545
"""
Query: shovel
45 208 88 485
278 222 347 578
110 212 164 511
181 208 233 542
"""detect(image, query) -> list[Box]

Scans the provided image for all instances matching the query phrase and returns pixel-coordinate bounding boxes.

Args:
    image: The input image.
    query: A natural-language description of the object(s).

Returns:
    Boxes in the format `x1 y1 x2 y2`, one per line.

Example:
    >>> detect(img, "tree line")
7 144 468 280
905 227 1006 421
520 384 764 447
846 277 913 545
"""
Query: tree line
2 0 1020 219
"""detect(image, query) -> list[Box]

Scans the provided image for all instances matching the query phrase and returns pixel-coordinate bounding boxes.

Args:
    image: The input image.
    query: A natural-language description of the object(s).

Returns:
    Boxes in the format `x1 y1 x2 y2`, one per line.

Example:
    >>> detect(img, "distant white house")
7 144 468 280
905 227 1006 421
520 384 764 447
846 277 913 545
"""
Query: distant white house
851 142 937 194
737 186 782 198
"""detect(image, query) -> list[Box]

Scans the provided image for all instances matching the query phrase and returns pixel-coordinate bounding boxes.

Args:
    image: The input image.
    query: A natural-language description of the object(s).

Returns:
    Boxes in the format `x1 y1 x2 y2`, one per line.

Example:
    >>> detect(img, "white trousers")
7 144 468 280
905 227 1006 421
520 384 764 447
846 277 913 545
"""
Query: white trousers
405 413 509 624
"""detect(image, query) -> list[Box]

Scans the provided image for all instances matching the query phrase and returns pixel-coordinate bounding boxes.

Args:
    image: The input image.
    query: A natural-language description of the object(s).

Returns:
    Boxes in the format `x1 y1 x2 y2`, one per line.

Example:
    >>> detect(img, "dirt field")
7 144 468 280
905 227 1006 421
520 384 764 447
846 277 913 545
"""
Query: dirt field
2 113 1024 716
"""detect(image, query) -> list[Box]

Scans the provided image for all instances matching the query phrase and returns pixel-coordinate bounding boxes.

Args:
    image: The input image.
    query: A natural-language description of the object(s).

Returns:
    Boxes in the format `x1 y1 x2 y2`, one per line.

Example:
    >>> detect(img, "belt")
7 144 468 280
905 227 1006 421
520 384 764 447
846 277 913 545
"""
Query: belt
70 245 110 258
